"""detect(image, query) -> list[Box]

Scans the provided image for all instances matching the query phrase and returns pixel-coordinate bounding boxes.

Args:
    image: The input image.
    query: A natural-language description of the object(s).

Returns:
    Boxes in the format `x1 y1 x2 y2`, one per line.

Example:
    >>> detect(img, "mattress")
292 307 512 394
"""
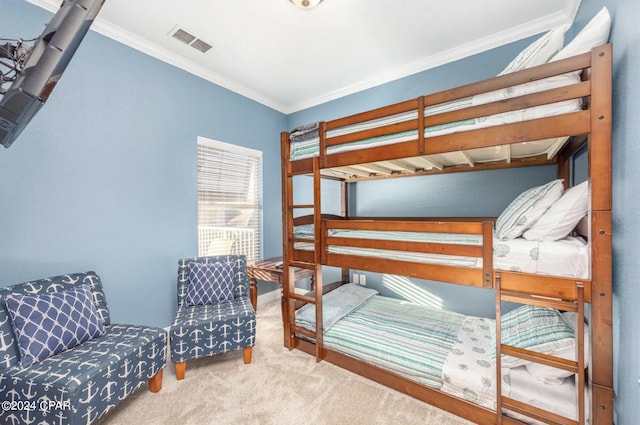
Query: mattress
295 285 587 424
289 73 580 163
293 227 589 279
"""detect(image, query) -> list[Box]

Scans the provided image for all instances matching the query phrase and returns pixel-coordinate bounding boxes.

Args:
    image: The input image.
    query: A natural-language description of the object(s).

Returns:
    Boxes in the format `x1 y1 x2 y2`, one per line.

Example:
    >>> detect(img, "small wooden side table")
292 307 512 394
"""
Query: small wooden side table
247 257 314 315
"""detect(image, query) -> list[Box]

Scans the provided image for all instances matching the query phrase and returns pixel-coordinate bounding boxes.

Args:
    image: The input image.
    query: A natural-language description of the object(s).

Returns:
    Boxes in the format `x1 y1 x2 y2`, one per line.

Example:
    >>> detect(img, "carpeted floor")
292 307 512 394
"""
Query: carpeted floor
96 300 475 425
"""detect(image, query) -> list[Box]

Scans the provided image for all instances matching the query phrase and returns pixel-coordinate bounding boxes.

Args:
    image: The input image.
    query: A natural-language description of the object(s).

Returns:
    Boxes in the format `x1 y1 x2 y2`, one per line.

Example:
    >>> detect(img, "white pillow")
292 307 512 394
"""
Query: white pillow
495 179 564 240
523 180 589 241
498 26 567 75
525 312 590 385
550 7 611 62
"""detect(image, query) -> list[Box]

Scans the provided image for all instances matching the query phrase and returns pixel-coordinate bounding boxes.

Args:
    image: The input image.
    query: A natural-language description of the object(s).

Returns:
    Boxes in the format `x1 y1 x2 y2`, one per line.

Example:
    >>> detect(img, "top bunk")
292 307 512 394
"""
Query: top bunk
282 42 612 182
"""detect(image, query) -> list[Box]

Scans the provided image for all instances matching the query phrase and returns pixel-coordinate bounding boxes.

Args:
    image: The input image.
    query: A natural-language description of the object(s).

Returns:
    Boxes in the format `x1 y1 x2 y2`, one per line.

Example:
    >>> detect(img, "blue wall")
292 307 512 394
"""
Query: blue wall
0 0 286 328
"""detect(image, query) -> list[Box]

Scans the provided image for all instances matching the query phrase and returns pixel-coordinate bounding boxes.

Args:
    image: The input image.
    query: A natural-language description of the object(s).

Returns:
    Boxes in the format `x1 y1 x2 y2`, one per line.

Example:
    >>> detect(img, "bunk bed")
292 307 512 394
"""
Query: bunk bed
279 11 612 425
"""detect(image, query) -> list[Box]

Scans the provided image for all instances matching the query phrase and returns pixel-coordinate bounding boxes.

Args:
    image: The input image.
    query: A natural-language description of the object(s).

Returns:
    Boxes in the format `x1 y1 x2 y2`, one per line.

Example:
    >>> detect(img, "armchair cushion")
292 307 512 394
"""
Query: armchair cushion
186 261 235 306
170 296 255 363
5 284 105 368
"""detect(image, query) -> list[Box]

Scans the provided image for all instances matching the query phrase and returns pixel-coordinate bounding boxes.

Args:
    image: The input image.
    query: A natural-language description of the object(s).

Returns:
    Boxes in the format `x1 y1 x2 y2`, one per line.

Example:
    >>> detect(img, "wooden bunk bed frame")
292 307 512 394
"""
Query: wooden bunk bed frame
280 44 612 425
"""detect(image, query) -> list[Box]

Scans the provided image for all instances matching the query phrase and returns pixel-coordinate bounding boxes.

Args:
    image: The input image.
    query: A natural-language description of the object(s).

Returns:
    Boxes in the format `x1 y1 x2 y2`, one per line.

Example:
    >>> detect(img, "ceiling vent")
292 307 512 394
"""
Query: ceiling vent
169 26 213 54
190 38 213 53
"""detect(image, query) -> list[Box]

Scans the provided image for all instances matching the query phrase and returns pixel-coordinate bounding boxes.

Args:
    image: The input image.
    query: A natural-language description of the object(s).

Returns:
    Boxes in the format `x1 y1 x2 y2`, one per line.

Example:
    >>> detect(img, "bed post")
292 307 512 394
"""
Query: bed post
281 131 295 349
340 180 349 283
588 44 613 425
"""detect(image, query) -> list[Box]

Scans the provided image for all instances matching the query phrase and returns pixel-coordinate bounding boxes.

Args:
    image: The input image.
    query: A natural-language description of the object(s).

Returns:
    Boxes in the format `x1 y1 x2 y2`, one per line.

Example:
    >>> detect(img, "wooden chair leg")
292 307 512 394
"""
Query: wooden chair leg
243 347 252 364
148 370 163 392
175 361 186 380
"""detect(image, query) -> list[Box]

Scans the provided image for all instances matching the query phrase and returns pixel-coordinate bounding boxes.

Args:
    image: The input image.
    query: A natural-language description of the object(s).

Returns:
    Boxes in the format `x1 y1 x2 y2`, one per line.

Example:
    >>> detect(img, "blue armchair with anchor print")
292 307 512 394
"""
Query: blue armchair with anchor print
0 271 167 425
170 255 256 379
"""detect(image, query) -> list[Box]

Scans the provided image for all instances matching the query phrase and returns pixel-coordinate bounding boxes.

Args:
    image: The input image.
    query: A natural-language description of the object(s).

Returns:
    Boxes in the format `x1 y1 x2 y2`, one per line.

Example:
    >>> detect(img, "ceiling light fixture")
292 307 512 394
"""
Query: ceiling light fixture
290 0 323 10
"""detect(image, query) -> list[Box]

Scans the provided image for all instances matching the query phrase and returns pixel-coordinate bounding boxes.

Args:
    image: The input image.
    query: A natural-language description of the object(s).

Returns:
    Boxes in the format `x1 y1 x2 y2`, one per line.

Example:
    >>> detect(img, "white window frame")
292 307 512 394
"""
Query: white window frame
196 136 263 261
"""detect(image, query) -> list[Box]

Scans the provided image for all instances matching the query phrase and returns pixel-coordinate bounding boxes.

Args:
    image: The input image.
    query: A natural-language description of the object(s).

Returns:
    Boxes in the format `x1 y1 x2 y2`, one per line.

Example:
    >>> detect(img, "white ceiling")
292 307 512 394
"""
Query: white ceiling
27 0 581 114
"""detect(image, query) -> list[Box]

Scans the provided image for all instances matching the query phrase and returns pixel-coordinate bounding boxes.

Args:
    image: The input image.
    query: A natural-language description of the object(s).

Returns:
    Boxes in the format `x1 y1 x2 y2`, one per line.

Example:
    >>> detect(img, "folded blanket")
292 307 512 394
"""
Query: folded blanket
290 122 320 143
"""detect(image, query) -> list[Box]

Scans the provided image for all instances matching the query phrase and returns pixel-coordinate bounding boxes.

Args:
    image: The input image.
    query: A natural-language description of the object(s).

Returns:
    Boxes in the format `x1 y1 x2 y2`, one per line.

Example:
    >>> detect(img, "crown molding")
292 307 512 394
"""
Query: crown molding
25 1 579 115
284 10 575 113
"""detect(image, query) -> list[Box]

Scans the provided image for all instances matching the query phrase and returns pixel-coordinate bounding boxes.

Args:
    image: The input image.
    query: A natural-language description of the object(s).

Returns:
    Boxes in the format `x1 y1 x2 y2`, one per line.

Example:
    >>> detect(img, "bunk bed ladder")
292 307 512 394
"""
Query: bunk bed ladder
281 154 324 361
495 273 586 425
285 260 323 360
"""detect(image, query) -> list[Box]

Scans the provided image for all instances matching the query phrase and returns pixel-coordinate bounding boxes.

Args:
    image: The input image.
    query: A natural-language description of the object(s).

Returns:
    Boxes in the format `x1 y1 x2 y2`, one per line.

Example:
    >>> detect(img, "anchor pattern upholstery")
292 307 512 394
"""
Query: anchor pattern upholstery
170 256 256 364
0 272 167 425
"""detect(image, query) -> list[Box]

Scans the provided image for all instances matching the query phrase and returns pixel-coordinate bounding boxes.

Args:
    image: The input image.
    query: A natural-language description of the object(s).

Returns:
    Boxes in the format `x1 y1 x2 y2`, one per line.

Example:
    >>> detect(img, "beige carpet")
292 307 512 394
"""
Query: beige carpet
96 300 475 425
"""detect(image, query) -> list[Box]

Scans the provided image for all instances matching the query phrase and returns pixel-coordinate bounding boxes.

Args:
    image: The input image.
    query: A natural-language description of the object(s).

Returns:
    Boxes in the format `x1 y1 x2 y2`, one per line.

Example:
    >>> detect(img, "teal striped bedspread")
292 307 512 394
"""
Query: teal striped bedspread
301 293 469 389
295 287 506 408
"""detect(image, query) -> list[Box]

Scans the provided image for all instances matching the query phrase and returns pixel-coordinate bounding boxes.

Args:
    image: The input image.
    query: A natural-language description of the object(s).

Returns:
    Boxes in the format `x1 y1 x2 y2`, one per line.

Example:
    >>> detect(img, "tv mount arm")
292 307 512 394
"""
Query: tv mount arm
0 39 34 95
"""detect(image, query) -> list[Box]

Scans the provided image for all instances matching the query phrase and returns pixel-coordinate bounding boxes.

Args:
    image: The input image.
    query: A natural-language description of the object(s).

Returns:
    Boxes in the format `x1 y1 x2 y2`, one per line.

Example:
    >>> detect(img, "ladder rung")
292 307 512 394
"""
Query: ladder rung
289 261 316 270
501 345 579 373
502 396 577 425
291 293 316 304
291 325 317 339
500 292 578 311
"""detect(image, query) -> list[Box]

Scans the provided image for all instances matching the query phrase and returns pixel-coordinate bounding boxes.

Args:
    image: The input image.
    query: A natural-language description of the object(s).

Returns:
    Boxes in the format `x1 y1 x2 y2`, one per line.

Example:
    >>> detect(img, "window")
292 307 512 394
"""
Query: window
197 136 262 261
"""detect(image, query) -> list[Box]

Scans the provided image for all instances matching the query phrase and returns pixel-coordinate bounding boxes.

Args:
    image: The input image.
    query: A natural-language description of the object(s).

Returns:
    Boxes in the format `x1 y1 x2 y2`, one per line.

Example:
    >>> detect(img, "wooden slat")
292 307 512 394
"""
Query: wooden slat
501 345 578 374
500 293 578 311
326 119 418 147
497 271 592 303
293 213 344 226
423 111 591 156
292 249 314 264
341 154 557 183
326 98 418 131
325 253 485 287
290 157 314 175
291 293 316 304
502 396 577 425
424 52 591 106
325 218 486 234
288 260 316 270
291 325 316 339
327 236 483 257
323 139 421 169
425 81 591 129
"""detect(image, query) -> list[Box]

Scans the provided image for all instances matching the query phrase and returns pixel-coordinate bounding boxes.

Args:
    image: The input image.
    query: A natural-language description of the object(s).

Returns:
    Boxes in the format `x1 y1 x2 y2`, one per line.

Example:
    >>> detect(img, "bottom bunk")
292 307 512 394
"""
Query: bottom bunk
292 283 588 425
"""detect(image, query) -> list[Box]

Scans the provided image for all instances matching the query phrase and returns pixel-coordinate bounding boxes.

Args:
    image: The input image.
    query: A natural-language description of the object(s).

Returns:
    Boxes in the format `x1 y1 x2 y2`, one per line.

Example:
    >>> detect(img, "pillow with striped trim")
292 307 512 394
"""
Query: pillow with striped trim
495 179 564 240
494 305 576 369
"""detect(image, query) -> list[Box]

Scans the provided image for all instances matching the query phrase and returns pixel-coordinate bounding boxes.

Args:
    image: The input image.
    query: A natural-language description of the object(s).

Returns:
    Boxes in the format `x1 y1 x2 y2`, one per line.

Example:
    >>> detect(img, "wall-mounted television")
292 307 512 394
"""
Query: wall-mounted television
0 0 106 149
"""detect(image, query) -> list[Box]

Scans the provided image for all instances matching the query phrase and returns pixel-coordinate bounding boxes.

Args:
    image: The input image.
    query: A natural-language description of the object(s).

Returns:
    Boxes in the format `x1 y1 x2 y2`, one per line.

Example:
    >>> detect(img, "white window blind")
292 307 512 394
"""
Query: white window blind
197 137 262 262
